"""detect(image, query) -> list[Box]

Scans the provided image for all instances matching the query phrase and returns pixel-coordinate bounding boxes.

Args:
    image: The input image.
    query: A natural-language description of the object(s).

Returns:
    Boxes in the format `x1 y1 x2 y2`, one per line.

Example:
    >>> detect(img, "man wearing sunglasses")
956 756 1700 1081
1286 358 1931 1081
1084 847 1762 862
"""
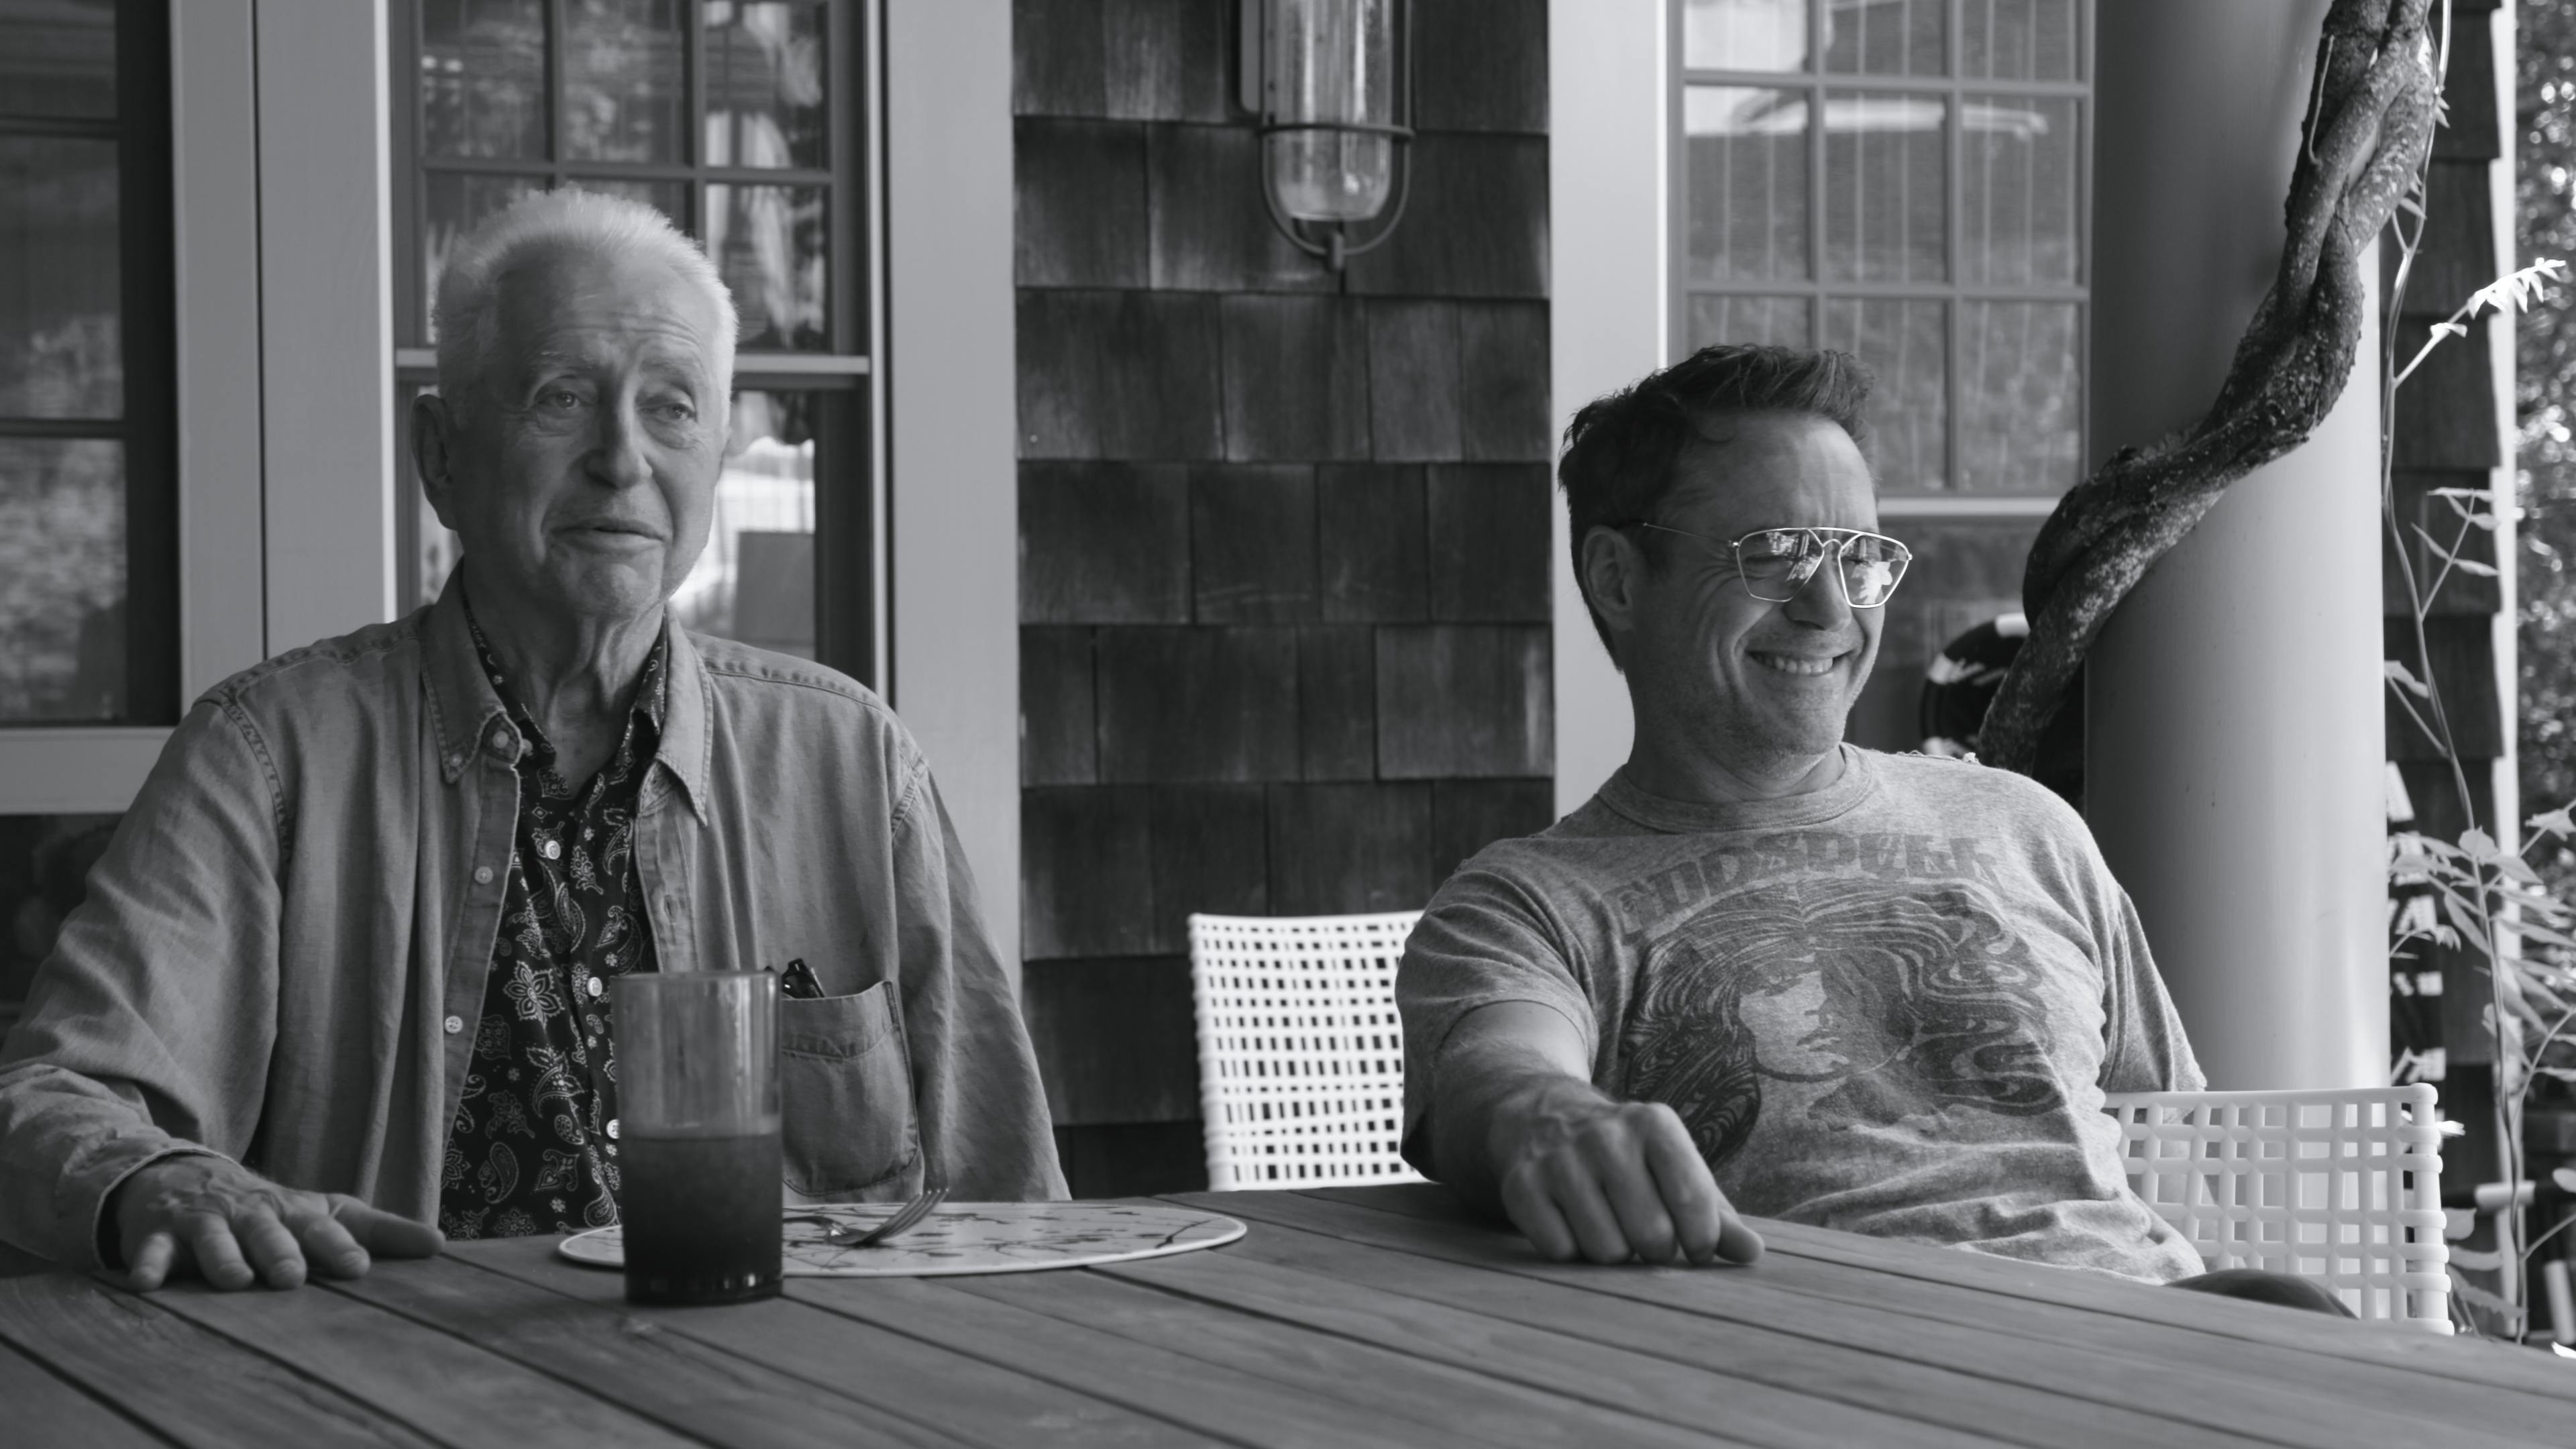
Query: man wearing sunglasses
1395 345 2332 1308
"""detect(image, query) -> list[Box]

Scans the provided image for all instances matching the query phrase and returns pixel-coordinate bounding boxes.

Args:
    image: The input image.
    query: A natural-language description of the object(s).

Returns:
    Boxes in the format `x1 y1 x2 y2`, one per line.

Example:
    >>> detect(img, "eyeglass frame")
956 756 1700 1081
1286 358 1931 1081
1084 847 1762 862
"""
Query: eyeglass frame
1626 522 1915 609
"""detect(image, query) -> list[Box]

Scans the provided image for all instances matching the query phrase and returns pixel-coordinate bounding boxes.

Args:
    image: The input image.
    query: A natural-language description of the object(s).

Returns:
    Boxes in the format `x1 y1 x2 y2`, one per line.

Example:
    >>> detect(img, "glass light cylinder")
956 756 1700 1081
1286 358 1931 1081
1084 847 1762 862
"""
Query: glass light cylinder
1265 0 1396 223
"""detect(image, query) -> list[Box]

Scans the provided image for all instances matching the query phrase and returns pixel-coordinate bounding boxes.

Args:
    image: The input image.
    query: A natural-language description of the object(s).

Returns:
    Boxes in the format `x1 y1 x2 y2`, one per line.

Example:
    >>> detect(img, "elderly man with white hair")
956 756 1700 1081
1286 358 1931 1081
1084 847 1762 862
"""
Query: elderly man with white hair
0 192 1063 1291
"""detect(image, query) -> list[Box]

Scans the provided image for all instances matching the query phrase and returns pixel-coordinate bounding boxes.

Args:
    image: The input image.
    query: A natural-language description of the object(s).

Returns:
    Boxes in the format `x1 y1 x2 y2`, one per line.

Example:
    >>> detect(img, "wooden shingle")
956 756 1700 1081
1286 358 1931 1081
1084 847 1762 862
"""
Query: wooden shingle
1220 294 1372 461
1377 625 1553 778
1318 463 1431 622
1095 626 1301 782
1018 290 1224 460
1297 625 1378 781
1192 465 1320 623
1265 783 1436 915
1014 118 1148 288
1366 300 1464 462
1018 462 1191 623
1020 625 1097 786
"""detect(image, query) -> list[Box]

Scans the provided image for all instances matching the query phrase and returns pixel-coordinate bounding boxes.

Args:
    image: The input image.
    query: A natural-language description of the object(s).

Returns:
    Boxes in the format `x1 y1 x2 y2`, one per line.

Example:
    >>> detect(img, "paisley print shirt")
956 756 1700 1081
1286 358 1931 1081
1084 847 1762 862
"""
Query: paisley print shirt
437 610 669 1241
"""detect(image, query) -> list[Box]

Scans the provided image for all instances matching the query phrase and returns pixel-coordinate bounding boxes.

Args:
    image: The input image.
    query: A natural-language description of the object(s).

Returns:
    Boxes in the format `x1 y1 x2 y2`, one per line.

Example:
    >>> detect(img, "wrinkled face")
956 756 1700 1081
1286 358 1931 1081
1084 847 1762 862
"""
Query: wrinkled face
1623 411 1884 765
427 246 727 625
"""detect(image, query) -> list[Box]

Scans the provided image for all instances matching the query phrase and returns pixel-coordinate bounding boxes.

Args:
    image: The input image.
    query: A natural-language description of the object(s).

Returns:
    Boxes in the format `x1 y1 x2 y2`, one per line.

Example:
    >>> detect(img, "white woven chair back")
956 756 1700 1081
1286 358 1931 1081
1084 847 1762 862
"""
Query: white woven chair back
1189 911 1430 1191
2103 1084 2450 1331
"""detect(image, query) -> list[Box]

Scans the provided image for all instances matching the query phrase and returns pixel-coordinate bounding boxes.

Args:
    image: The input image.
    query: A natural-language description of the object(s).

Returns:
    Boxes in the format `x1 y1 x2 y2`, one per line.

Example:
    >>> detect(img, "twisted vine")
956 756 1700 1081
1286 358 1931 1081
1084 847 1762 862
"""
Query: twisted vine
1976 0 2439 773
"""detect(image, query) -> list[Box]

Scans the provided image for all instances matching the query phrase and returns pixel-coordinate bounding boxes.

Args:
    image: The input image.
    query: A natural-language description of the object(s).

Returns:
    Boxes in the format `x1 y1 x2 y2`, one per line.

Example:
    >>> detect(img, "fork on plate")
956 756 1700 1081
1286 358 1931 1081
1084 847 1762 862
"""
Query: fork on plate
784 1184 949 1247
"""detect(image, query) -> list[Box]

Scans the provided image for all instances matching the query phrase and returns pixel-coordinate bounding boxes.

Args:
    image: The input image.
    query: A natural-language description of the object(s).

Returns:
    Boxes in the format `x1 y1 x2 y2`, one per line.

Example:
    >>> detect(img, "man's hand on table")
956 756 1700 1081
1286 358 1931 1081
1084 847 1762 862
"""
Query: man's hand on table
107 1157 443 1291
1491 1077 1764 1267
1433 1000 1762 1267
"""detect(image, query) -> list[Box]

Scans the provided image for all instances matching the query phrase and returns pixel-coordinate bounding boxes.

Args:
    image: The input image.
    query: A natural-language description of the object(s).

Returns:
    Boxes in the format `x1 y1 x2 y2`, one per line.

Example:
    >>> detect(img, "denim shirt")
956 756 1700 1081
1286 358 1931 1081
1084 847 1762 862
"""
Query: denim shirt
0 578 1065 1269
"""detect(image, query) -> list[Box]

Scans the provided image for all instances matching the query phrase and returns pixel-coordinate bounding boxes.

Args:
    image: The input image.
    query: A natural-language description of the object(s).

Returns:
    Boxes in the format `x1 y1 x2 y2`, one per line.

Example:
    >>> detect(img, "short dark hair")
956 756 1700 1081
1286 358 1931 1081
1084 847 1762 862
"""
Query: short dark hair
1557 344 1874 657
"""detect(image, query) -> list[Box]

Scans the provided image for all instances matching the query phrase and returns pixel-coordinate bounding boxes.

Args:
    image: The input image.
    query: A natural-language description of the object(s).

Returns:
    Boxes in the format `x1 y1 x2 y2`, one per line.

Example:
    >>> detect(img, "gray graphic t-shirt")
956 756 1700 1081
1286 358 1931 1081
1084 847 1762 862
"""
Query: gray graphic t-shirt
1399 747 2207 1283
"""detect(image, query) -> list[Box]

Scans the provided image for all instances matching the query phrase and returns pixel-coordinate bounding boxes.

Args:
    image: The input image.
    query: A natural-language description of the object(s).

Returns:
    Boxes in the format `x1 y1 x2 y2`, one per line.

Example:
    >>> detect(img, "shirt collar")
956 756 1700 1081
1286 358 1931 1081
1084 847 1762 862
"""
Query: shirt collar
421 571 710 819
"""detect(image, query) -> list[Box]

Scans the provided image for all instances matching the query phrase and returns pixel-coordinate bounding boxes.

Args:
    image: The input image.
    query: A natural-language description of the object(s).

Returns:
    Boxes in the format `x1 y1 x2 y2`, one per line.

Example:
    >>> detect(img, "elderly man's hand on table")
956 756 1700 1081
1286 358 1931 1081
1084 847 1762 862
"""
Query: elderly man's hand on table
1431 1000 1764 1267
107 1157 443 1291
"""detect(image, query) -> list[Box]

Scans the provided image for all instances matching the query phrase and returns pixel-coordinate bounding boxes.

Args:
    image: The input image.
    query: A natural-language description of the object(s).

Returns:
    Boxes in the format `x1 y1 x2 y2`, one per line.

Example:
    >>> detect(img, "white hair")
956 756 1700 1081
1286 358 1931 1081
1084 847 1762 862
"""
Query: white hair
433 189 739 418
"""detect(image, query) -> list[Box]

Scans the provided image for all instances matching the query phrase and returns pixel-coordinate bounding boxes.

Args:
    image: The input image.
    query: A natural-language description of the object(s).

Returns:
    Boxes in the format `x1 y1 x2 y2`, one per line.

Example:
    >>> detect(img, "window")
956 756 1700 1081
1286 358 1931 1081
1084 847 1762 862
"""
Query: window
388 0 878 682
1678 0 2087 494
0 0 176 724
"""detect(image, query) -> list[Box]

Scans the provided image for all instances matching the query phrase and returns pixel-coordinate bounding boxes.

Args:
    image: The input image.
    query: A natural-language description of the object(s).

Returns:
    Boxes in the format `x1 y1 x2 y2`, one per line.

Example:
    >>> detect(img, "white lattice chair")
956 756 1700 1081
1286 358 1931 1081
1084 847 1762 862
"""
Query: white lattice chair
2103 1084 2451 1331
1189 911 1430 1191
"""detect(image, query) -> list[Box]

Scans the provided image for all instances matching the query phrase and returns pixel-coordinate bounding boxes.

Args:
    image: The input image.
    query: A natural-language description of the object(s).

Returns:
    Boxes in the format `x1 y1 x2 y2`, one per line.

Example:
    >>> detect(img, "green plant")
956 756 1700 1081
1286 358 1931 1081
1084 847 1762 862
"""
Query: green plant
2383 122 2576 1334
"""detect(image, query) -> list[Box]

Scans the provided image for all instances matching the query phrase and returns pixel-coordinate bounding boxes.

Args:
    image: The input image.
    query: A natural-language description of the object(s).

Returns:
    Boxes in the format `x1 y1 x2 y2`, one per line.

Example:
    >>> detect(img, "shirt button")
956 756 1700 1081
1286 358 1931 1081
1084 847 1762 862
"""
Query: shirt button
444 753 464 772
606 1120 619 1140
544 840 561 860
443 1015 465 1034
586 977 603 998
488 727 513 755
474 866 494 885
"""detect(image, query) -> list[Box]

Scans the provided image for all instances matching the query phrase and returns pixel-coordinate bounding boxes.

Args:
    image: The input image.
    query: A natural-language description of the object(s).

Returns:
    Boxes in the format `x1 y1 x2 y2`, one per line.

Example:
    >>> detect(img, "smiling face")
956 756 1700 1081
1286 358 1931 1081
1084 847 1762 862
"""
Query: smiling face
1621 410 1884 773
421 244 728 628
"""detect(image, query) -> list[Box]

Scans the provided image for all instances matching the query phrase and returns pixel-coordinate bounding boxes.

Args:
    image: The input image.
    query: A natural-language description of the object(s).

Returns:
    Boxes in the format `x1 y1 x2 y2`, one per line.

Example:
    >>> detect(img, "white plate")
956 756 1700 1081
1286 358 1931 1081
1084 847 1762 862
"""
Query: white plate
557 1200 1246 1277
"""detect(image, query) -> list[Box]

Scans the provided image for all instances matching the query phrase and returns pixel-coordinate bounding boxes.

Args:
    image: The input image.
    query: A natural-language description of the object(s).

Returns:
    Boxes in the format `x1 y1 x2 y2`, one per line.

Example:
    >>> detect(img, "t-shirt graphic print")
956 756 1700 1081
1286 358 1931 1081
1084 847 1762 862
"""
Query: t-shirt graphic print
1399 749 2209 1283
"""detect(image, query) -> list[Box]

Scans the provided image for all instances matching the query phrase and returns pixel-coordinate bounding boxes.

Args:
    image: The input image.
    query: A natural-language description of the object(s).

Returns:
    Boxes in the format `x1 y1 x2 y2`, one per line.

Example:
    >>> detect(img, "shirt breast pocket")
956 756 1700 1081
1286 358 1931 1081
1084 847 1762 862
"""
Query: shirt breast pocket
778 980 921 1196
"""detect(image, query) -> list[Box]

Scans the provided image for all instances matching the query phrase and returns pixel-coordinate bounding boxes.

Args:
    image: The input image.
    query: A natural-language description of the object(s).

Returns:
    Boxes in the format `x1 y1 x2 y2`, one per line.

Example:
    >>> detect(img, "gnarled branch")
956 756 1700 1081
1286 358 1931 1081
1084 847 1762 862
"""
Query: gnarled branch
1976 0 2438 774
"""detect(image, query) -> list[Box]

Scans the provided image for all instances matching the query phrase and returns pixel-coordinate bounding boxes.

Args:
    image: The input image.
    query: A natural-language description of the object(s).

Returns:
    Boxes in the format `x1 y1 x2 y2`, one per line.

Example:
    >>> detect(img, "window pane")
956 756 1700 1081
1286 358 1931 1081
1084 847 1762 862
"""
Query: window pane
671 389 816 657
707 183 827 351
1959 301 2079 492
0 438 127 720
1962 95 2078 286
1821 297 1944 489
1822 91 1946 283
421 172 546 339
0 812 121 1018
705 1 828 170
563 176 690 233
1963 0 2080 82
0 0 114 118
564 0 688 165
1685 87 1809 284
1821 0 1943 76
1687 294 1813 351
1682 0 1809 72
420 0 547 160
0 137 121 419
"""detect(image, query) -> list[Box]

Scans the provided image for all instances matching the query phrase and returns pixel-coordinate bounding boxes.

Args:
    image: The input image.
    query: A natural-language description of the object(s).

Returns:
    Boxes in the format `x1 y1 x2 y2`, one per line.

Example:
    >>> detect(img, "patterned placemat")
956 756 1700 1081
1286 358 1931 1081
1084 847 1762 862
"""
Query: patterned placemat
557 1201 1246 1277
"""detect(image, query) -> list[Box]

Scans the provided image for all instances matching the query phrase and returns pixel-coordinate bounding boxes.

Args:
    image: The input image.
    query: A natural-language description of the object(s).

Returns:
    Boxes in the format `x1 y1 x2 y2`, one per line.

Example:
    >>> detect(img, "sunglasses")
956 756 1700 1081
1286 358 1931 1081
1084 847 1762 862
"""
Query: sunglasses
1635 523 1913 609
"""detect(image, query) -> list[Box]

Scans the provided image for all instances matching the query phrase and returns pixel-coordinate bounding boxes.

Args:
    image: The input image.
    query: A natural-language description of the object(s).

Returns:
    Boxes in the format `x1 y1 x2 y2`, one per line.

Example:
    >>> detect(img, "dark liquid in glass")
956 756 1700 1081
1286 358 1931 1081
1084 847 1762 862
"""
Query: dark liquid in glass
619 1126 783 1305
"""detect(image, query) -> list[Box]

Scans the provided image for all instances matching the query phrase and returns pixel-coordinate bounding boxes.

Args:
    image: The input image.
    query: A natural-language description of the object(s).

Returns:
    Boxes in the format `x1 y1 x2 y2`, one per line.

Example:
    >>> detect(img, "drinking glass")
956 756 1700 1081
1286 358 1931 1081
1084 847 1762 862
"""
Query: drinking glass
612 971 782 1305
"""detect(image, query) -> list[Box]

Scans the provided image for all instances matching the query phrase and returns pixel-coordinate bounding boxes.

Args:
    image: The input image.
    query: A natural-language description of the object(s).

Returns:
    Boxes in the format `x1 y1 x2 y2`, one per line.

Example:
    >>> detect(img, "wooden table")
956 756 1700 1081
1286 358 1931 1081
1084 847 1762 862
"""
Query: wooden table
3 1184 2571 1448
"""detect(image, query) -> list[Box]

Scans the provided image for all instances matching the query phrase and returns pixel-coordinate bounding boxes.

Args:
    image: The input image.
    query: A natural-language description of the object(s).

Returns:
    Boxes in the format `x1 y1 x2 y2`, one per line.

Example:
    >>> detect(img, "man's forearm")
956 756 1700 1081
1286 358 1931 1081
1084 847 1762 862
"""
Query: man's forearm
1429 1035 1613 1214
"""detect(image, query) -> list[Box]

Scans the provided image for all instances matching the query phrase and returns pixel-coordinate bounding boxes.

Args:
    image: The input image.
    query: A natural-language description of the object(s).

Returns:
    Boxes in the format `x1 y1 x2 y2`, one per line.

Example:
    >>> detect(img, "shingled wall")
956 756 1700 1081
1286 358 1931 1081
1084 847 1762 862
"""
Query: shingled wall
1010 0 1554 1195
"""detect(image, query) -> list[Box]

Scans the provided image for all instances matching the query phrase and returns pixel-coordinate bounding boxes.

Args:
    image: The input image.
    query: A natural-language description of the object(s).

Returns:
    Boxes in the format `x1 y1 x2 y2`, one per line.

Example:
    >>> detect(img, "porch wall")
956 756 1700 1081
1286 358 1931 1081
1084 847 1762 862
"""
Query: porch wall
1008 0 1558 1195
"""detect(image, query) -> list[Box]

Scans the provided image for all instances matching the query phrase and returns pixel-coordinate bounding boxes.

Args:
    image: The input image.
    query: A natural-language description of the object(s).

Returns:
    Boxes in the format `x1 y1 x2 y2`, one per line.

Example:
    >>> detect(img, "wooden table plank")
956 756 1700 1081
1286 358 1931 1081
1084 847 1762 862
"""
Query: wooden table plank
1170 1199 2270 1449
950 1261 1750 1449
0 1334 174 1449
1189 1190 2557 1449
333 1252 967 1449
127 1275 710 1449
789 1273 1501 1449
1607 1216 2576 1440
1315 1185 2576 1400
0 1276 443 1449
1099 1244 1999 1449
453 1236 1223 1449
1295 1185 2576 1438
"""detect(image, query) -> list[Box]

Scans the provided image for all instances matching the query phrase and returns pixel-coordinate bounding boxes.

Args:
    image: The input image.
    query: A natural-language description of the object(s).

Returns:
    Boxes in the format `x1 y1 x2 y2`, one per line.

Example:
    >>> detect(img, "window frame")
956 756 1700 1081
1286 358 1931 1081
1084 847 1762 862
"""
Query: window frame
386 0 886 686
1669 0 2094 512
0 0 180 733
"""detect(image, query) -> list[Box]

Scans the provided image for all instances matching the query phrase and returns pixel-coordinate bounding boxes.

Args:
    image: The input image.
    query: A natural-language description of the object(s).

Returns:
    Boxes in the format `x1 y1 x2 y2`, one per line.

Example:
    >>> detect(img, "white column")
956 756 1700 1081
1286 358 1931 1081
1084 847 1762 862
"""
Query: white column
254 0 396 650
1546 0 1670 815
2084 0 2387 1089
882 0 1020 984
